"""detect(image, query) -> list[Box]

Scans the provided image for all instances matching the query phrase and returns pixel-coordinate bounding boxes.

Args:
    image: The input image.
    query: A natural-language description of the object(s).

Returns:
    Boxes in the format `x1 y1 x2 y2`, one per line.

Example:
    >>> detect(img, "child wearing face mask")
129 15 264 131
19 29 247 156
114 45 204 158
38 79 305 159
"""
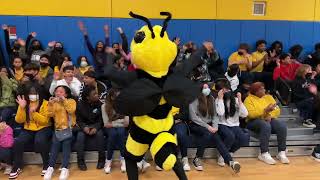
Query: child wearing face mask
44 85 77 180
214 79 249 167
10 85 51 179
189 84 241 173
0 120 14 175
75 56 94 82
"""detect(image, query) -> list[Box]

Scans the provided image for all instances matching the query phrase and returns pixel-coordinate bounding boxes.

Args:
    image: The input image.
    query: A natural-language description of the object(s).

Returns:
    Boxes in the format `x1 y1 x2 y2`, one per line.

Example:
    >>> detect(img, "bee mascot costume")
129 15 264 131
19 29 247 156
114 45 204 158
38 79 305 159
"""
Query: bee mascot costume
104 11 210 180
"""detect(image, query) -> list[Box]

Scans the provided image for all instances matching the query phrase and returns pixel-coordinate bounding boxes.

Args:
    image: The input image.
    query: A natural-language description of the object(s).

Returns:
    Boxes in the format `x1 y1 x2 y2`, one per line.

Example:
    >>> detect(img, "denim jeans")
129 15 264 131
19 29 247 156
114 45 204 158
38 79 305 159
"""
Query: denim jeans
296 98 314 120
13 127 52 170
0 147 12 165
75 130 105 161
105 127 126 160
247 119 287 153
48 134 72 168
218 124 249 153
174 122 190 158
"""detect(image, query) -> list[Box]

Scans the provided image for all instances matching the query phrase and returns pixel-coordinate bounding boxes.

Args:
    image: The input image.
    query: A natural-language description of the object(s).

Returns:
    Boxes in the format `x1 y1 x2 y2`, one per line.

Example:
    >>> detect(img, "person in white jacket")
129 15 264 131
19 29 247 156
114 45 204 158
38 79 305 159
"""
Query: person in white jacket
214 79 249 167
49 65 81 97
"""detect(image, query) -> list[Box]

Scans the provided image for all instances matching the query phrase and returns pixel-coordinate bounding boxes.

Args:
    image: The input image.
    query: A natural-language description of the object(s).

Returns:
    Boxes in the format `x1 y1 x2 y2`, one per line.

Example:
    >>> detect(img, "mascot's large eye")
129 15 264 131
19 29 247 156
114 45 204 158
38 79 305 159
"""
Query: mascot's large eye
134 31 145 43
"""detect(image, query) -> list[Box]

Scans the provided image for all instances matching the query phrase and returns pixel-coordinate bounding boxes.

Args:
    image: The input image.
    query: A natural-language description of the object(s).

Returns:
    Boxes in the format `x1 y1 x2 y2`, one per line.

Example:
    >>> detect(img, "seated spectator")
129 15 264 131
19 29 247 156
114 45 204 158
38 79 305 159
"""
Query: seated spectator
292 64 318 128
264 41 283 72
44 85 77 180
78 70 107 103
39 54 54 93
228 43 253 72
10 84 51 179
251 40 268 73
49 65 82 97
0 67 18 126
101 88 128 174
75 85 105 171
176 41 197 66
26 32 46 64
9 57 24 82
214 79 249 167
189 84 240 173
273 53 301 81
207 44 225 81
289 44 303 63
2 24 28 63
173 107 191 171
225 64 240 91
47 41 69 70
76 56 93 76
244 82 289 165
305 43 320 68
0 120 14 175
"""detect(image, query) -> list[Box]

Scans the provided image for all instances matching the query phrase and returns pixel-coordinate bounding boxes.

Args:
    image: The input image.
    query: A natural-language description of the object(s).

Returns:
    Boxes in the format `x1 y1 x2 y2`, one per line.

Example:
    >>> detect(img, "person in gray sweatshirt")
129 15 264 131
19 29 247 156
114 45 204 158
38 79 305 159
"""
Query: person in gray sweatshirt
189 84 241 173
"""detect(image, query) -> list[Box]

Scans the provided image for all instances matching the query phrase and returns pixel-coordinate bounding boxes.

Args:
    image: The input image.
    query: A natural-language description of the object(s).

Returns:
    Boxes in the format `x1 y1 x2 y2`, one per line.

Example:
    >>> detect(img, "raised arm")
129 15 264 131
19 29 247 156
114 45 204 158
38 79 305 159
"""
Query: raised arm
78 21 95 56
117 27 128 54
2 24 13 56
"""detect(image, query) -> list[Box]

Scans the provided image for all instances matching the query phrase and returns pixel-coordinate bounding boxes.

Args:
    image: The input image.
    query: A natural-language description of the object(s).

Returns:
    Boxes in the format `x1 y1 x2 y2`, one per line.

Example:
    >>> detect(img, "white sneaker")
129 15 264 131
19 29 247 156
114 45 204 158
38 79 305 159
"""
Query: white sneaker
4 165 12 175
104 160 112 174
258 152 276 165
59 168 69 180
141 160 151 173
137 161 143 171
43 167 54 180
217 154 225 167
192 157 203 171
229 161 241 173
120 159 126 173
276 151 290 164
155 166 163 171
181 157 191 171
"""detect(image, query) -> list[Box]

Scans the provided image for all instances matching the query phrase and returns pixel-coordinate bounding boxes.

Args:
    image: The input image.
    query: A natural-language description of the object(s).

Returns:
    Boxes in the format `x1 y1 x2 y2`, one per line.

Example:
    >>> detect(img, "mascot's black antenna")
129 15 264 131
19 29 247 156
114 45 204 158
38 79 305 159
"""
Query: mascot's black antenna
160 12 172 37
129 11 155 38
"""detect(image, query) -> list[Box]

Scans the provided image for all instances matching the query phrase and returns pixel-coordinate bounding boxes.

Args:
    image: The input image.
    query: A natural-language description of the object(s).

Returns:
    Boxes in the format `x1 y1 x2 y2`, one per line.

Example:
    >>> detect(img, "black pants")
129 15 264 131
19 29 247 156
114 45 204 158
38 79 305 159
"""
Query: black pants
75 130 106 161
13 127 52 170
0 147 12 165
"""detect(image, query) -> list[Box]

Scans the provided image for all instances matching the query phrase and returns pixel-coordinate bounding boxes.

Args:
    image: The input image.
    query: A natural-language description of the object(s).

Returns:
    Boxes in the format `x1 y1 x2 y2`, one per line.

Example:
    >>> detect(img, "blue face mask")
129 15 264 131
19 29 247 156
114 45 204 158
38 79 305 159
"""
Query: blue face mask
202 88 211 96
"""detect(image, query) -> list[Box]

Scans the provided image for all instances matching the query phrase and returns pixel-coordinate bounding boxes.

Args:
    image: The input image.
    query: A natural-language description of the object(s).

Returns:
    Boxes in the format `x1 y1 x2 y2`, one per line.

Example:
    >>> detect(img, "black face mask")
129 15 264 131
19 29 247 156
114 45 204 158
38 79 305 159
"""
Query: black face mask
306 73 313 79
13 44 20 50
238 51 244 56
32 45 40 50
25 73 35 80
54 47 63 52
40 62 49 67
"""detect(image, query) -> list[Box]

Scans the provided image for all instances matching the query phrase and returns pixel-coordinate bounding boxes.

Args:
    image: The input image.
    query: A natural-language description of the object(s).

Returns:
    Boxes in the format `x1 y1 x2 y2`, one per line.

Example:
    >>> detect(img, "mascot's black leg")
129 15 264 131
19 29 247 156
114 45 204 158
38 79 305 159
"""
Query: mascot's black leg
125 157 139 180
173 160 188 180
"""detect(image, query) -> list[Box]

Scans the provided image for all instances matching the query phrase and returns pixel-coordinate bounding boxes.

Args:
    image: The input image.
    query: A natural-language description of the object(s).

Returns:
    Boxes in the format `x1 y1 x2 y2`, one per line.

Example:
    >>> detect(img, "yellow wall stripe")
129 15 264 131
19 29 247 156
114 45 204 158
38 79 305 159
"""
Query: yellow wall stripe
0 0 320 21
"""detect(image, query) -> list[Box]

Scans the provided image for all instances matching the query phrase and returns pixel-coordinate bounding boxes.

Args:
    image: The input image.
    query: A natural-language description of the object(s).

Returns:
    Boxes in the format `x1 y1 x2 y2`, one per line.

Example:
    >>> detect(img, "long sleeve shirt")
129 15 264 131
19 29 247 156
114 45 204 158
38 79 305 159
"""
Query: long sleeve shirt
189 98 218 129
76 101 103 130
215 98 248 127
47 99 77 130
0 76 18 108
273 62 301 80
101 103 129 128
49 77 82 97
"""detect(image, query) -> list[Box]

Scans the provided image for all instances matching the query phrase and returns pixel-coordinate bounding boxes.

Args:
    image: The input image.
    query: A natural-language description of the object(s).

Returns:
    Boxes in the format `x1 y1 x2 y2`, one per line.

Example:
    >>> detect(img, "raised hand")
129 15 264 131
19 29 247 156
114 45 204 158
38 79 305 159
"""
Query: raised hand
104 25 109 33
48 41 56 47
270 50 276 58
237 92 242 104
78 21 87 35
16 95 27 108
2 24 8 30
18 38 26 46
218 89 224 100
174 37 181 45
30 32 37 38
116 27 123 34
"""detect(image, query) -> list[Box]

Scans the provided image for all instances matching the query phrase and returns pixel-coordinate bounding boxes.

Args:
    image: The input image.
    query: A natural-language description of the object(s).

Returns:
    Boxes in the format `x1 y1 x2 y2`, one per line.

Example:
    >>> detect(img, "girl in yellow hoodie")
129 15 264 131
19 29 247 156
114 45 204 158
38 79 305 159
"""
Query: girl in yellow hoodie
10 84 52 179
244 82 288 166
44 85 77 180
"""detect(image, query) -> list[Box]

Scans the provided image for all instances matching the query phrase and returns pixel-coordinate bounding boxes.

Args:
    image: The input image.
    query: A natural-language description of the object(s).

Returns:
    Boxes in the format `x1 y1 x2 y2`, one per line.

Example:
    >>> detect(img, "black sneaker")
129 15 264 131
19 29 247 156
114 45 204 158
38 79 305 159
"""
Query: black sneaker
230 161 241 173
9 168 22 179
97 159 105 169
78 160 87 171
303 119 316 128
192 157 203 171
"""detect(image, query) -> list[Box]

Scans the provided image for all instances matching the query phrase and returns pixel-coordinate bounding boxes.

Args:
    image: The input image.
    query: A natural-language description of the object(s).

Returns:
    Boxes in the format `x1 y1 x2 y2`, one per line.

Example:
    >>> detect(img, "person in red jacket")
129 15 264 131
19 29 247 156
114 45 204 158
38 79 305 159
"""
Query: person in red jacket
273 53 301 81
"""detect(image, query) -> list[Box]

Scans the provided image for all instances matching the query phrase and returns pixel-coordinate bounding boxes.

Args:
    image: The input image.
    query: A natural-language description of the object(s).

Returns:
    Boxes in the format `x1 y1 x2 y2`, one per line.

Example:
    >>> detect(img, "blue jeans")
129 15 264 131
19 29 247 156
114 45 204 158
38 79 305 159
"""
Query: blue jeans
105 127 126 160
0 107 16 126
48 134 72 168
218 125 249 153
174 122 190 158
247 119 287 153
13 127 52 170
189 123 233 164
0 147 12 165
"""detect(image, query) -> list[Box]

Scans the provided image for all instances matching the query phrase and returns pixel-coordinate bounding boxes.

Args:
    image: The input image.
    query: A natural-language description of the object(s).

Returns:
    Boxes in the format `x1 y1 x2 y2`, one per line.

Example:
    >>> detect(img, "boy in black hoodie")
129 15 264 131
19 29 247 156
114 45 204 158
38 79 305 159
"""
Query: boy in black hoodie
75 85 105 171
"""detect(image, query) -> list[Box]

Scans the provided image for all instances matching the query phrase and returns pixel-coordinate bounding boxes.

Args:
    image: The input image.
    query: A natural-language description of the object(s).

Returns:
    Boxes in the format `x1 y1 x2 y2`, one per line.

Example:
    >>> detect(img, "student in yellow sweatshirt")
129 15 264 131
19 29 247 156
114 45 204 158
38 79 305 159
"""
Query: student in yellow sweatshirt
44 85 77 180
244 82 289 166
9 83 51 179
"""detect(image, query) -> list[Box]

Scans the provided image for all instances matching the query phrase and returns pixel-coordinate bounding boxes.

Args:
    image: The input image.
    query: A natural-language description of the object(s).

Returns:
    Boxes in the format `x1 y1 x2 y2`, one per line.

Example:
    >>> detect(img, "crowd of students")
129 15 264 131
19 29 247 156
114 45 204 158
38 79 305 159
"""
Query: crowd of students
0 22 320 180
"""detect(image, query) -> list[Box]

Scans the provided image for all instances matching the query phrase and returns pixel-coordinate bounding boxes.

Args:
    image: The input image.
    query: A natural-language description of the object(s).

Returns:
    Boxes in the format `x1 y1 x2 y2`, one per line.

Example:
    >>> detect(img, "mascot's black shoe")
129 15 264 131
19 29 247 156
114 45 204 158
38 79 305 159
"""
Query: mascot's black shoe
78 160 87 171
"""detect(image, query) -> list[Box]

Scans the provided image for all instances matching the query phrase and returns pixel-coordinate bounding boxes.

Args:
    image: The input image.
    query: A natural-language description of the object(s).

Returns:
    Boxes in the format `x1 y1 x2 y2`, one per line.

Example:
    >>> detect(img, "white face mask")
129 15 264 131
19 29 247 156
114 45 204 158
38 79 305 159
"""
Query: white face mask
80 61 88 67
202 88 211 96
29 94 39 102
